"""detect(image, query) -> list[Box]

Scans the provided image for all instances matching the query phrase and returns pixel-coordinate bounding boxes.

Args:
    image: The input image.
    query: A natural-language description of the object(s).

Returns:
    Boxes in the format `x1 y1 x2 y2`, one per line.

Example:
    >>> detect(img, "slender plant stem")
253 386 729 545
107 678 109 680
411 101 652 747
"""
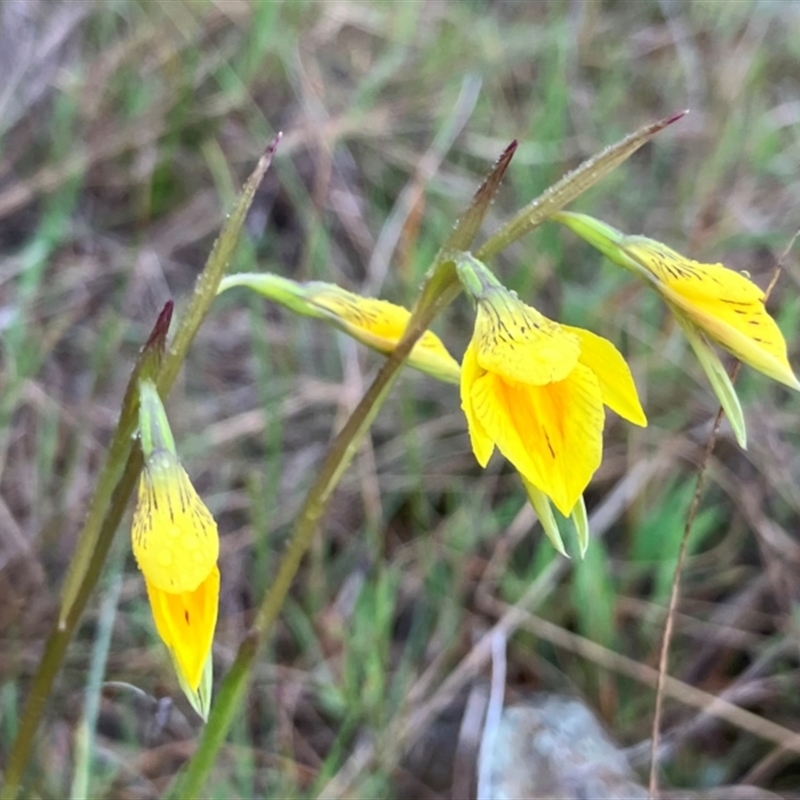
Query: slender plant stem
170 117 671 794
159 136 282 392
169 140 521 795
169 273 462 799
647 405 724 798
0 138 280 800
647 231 797 796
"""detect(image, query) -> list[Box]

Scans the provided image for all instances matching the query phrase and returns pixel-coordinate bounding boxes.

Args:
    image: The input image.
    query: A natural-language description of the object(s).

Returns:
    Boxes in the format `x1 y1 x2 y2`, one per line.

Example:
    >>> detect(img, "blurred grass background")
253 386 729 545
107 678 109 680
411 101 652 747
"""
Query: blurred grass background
1 1 800 797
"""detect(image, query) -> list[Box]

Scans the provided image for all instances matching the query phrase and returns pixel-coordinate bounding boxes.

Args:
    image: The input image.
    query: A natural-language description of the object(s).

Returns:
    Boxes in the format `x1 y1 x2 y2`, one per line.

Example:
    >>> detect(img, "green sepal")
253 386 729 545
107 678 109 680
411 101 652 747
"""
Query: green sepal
138 379 177 459
570 495 591 559
443 140 518 253
522 478 568 558
674 310 747 449
451 251 504 300
174 650 213 722
551 211 652 278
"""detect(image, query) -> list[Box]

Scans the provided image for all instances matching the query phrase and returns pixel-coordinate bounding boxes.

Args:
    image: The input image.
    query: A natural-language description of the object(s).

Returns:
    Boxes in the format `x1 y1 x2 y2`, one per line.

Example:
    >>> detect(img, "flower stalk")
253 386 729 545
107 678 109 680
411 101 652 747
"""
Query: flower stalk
167 136 519 799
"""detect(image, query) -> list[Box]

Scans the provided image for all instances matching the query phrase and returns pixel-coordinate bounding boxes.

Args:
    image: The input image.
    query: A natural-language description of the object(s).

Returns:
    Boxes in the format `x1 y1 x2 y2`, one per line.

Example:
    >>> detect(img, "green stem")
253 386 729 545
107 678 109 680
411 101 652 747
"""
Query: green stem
0 137 281 800
169 137 518 795
168 266 462 799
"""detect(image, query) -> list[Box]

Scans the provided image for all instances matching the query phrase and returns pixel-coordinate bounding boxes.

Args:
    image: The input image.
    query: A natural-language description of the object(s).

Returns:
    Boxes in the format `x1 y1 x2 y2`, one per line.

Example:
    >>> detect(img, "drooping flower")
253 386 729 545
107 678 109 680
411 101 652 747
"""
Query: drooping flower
218 273 460 383
456 254 646 555
132 379 219 720
553 211 800 447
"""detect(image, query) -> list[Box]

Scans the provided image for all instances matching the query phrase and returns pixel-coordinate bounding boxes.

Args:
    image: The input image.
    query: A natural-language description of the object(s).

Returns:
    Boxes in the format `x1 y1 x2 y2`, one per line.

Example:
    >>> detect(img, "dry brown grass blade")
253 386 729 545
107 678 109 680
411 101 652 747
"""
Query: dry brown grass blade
649 404 727 797
476 594 800 758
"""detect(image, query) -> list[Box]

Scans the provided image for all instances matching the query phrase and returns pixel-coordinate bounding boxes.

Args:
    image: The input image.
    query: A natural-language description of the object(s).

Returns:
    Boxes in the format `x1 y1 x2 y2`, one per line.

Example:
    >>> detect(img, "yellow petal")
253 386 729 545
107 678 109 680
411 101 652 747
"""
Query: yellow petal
562 325 647 426
146 566 219 695
407 330 461 383
311 287 407 342
470 363 604 515
623 238 800 390
473 289 580 386
460 338 495 466
132 453 219 594
623 238 761 302
310 287 460 382
668 292 798 390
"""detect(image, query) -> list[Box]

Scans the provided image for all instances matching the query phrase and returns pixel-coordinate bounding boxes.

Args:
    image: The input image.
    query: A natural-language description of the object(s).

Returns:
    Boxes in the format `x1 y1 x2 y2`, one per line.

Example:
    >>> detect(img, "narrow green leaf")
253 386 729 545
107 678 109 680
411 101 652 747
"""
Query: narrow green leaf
444 140 518 253
479 111 687 261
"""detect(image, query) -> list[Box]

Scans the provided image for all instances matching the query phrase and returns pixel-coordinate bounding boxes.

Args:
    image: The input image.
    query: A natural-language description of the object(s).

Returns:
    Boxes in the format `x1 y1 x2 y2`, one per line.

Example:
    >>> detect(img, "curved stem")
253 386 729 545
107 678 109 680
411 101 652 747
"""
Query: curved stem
648 239 795 796
169 134 519 797
168 268 462 799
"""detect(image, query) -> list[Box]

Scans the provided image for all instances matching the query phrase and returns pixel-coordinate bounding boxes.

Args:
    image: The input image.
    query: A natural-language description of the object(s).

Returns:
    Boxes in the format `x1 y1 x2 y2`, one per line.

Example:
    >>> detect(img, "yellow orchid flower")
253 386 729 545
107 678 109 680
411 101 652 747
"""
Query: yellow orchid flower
132 379 219 720
553 211 800 448
456 254 646 554
218 273 460 383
